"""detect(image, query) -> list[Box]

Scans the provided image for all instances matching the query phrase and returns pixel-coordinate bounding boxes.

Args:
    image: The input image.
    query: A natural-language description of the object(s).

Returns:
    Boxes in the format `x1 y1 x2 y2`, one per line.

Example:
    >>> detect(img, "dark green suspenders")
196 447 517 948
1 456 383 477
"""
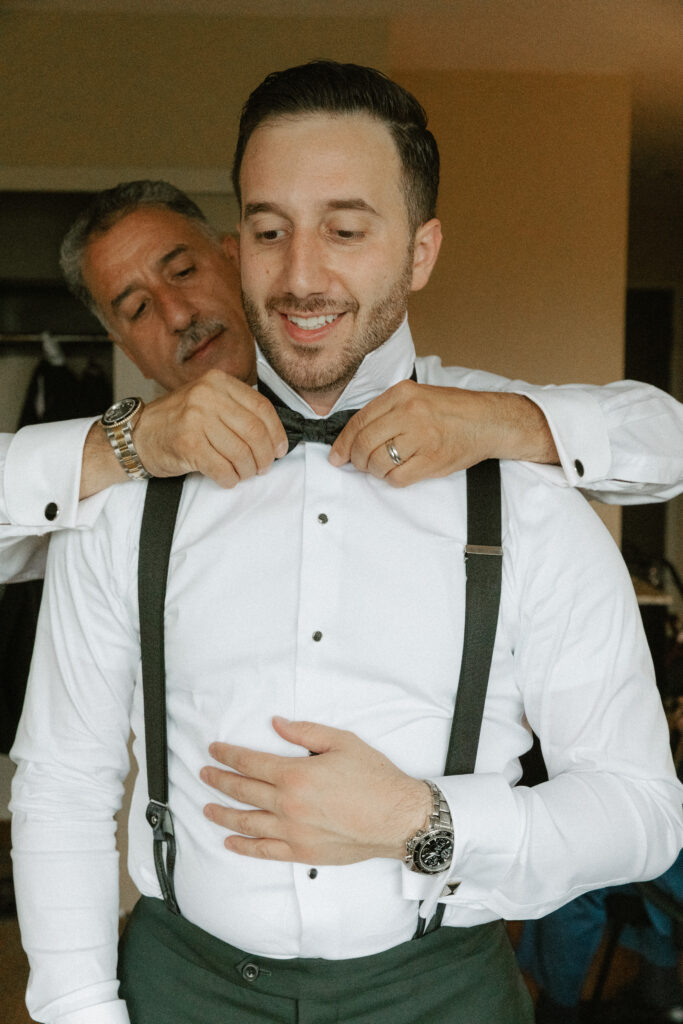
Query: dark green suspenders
138 474 185 916
137 459 503 919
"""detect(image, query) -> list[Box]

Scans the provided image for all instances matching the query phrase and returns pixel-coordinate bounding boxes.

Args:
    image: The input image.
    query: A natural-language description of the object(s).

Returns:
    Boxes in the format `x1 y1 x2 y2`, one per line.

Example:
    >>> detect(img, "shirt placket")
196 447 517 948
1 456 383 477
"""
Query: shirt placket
291 443 347 943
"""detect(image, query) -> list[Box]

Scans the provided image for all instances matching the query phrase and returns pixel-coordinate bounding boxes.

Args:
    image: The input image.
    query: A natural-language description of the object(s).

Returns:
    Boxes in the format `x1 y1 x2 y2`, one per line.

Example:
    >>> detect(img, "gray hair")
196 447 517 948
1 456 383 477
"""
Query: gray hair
59 180 219 323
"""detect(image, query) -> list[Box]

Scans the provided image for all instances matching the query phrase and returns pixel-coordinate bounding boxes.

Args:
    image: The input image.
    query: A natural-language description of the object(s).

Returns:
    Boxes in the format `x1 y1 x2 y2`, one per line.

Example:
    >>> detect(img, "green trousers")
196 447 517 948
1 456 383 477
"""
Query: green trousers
118 896 533 1023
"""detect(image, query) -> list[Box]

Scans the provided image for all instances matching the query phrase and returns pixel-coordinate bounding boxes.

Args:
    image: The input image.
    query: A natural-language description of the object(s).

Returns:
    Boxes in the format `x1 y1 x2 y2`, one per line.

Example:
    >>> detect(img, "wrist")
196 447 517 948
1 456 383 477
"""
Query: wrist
404 781 454 874
100 397 151 481
486 392 558 464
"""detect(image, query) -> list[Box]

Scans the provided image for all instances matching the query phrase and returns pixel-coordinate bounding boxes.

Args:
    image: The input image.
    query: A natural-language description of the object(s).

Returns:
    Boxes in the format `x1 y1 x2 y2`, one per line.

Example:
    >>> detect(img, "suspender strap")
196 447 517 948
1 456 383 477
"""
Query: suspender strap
138 475 186 915
445 458 503 777
417 458 503 938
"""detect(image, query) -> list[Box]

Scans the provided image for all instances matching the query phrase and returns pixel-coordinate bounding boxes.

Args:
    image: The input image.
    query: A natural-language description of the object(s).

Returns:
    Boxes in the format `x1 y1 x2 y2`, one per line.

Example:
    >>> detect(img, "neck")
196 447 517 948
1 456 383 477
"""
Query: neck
297 386 345 417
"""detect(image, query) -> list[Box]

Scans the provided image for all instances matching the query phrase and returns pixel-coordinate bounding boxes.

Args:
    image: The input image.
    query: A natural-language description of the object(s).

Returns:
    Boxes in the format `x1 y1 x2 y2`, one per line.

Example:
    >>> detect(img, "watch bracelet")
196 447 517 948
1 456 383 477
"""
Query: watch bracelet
104 413 151 481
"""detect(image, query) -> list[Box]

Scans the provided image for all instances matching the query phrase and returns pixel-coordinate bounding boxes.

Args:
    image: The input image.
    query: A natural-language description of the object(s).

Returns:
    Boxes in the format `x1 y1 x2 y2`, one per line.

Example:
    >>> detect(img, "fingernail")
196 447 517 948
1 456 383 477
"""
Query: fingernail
273 715 291 726
328 450 343 466
276 441 289 458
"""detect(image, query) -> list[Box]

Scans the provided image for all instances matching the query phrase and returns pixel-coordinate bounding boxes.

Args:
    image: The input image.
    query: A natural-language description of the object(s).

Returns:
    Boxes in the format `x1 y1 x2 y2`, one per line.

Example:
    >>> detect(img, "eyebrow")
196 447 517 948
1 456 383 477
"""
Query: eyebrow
110 245 190 313
243 199 379 220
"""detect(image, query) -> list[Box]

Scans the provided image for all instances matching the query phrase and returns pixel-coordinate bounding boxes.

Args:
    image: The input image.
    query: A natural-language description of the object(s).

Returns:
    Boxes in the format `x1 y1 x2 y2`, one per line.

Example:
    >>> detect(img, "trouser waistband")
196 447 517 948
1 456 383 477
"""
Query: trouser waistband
124 896 503 1000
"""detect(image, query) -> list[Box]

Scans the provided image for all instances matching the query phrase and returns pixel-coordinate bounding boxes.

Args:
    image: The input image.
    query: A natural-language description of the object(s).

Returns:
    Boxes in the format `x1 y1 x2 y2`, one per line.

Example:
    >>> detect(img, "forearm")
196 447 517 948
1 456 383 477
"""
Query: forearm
419 359 683 500
473 391 558 465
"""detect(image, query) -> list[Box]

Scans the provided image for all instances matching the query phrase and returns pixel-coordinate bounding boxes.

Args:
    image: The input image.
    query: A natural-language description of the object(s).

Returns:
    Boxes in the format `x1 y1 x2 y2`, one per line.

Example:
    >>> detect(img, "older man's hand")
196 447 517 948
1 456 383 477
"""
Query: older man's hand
329 380 557 486
134 370 288 486
200 717 431 865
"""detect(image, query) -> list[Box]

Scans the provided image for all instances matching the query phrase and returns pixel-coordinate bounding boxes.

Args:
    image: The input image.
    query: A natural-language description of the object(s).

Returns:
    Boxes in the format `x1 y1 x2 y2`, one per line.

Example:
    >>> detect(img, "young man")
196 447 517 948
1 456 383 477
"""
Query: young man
1 180 683 586
10 70 683 1023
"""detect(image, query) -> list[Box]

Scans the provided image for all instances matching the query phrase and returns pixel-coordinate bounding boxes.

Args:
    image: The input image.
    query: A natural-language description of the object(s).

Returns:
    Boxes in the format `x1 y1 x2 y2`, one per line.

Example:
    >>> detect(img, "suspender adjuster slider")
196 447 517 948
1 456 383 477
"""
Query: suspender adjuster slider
465 543 503 557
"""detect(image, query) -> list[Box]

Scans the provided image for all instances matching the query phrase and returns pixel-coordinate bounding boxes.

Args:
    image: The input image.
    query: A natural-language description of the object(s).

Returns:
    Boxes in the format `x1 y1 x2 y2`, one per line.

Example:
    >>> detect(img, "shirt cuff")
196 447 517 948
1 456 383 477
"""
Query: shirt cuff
512 386 612 487
4 418 99 528
401 773 519 918
55 1001 130 1024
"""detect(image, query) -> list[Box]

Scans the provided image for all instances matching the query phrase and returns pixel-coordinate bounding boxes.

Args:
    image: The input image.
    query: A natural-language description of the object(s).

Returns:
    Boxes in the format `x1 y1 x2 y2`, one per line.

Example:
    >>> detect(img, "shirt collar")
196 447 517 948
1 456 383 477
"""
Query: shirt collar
255 315 416 417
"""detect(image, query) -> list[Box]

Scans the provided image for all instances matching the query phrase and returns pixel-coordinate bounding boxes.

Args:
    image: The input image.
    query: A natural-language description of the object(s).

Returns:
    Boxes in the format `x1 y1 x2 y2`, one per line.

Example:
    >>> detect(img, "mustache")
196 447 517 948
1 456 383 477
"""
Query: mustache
175 318 225 364
265 295 359 316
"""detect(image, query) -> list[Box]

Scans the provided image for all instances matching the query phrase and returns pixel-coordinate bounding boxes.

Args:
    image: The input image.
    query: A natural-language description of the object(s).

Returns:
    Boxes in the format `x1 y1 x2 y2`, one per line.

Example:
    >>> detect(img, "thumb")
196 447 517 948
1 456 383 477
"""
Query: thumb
272 716 337 753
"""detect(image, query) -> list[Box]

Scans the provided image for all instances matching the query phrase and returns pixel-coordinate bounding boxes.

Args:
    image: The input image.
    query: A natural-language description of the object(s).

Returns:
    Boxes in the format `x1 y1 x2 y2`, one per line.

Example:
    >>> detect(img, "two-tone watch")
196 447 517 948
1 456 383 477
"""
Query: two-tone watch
405 780 454 874
100 396 151 480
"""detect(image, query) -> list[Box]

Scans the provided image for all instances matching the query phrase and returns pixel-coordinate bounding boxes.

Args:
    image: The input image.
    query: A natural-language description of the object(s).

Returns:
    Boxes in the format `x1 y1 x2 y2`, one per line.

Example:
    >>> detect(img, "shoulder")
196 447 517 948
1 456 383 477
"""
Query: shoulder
415 355 512 390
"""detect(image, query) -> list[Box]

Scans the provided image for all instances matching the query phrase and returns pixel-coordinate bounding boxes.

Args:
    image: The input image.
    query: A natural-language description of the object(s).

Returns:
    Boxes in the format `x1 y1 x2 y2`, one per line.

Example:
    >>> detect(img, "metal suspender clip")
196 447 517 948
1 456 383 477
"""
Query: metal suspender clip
146 799 180 915
465 544 503 557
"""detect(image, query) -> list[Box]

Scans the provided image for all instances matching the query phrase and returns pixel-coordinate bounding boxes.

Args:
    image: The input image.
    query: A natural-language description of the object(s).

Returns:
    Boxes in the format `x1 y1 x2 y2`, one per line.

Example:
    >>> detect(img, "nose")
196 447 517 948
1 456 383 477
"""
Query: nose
282 229 331 300
156 284 199 332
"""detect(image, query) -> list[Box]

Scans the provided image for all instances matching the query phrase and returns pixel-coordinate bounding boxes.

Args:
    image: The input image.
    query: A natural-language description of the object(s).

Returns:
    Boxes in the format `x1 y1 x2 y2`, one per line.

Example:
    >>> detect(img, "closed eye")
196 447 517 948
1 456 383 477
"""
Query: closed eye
130 300 148 322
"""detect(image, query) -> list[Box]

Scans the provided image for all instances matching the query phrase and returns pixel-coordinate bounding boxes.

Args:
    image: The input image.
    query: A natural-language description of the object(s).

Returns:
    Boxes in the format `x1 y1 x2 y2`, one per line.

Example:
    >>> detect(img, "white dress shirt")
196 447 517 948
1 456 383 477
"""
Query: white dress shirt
10 320 683 1024
1 349 682 584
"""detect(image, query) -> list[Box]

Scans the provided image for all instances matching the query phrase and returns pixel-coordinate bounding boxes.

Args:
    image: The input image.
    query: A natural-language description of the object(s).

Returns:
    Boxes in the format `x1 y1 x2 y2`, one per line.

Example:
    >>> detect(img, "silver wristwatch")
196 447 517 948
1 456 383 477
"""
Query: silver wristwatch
100 396 151 480
405 781 454 874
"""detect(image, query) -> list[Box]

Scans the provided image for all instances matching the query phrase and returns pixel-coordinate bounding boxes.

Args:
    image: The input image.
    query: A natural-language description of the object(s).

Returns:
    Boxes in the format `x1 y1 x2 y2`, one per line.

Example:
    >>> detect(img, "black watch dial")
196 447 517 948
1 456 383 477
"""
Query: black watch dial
415 831 454 873
102 397 140 428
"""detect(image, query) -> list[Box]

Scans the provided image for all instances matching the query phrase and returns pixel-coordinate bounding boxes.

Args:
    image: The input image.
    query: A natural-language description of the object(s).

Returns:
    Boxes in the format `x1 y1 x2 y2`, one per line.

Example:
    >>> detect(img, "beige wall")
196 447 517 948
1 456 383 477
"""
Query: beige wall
395 70 631 386
0 13 388 171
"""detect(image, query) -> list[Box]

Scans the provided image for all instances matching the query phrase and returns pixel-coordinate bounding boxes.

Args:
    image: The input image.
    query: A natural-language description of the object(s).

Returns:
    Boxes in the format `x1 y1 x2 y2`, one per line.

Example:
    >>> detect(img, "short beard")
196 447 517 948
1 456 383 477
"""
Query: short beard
242 251 414 399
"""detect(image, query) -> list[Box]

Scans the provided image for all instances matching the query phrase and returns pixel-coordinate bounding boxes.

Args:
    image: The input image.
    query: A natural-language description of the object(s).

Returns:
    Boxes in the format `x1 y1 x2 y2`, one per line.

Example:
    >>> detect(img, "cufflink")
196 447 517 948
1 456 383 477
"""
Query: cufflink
44 502 60 521
574 459 585 477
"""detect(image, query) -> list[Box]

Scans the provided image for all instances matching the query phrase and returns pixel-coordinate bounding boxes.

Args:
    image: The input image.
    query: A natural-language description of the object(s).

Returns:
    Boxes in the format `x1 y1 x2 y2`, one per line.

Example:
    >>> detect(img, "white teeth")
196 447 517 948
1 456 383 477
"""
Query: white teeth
286 314 339 330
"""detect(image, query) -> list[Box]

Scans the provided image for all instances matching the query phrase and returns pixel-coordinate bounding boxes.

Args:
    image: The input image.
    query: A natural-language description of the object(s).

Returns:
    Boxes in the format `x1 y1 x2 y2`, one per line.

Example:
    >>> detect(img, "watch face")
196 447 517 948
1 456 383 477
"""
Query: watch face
415 831 454 874
102 397 140 427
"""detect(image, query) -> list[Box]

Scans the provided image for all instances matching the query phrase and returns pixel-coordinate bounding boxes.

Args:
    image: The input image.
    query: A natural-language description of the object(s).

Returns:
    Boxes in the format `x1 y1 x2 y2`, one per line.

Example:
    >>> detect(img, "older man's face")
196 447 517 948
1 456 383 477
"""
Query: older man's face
82 206 256 391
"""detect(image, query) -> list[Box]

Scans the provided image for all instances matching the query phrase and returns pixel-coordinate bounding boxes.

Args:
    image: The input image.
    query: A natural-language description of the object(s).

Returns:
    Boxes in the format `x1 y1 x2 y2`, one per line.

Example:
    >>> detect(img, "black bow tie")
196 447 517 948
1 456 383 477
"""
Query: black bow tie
258 379 359 454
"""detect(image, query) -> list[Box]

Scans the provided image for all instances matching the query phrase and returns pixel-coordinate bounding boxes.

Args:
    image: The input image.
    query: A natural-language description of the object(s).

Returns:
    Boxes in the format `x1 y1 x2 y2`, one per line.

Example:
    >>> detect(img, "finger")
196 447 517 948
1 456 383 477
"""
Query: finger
381 454 441 489
270 716 339 754
200 765 275 811
182 443 242 489
223 834 294 861
205 424 259 482
363 434 416 481
329 398 392 468
231 391 289 462
203 803 278 838
214 401 288 470
208 741 289 784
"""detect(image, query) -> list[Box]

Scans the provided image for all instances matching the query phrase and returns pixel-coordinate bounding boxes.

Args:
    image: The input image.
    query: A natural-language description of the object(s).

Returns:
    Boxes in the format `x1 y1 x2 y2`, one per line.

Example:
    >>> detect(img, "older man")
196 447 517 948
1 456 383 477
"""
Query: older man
10 69 683 1024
